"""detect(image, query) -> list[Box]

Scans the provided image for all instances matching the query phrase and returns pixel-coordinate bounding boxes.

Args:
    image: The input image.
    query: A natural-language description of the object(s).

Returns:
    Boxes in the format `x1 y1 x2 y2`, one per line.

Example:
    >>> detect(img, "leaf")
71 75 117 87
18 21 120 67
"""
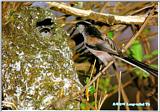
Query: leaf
128 40 143 62
143 50 158 60
85 77 90 84
80 103 87 110
89 86 96 95
98 77 111 93
104 78 110 86
150 64 158 69
152 50 158 55
133 68 149 79
90 101 95 106
107 31 114 39
143 28 150 34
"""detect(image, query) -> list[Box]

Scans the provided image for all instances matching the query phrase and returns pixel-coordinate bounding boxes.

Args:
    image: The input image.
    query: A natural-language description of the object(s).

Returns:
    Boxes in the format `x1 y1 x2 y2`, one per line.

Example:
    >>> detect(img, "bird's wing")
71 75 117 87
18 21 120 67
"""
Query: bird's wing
86 46 114 65
86 37 119 56
86 37 158 77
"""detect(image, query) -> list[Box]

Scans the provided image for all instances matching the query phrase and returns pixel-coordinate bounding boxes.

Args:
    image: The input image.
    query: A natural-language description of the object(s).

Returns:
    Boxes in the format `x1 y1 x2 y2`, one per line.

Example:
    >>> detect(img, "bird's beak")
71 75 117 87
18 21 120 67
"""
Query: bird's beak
70 26 76 37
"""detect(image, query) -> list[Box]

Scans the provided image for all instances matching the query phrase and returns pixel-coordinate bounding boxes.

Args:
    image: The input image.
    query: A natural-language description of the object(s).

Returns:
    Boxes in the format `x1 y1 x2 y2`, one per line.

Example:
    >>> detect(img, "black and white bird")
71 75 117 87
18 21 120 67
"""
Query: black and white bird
70 21 158 77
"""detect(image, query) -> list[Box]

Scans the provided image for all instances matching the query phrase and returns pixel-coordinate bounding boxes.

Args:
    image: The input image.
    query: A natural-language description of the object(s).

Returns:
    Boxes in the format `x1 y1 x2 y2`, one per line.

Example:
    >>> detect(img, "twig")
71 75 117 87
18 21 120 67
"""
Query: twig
116 72 130 110
120 80 130 110
123 6 156 51
136 91 143 110
117 71 121 110
98 92 103 109
95 77 99 110
86 59 96 101
89 59 96 81
81 61 114 93
47 2 146 25
100 3 108 13
129 4 155 15
98 76 136 109
72 61 114 100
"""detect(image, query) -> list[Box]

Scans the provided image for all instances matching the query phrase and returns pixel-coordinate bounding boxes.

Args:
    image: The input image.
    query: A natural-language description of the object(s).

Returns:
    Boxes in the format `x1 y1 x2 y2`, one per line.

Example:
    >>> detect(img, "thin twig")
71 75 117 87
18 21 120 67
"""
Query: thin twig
117 71 122 110
89 59 97 81
129 4 155 15
73 61 114 100
123 6 156 51
86 59 97 101
136 91 143 110
95 77 99 110
80 61 114 93
98 92 103 109
116 72 130 110
120 81 130 110
98 76 136 109
100 3 108 13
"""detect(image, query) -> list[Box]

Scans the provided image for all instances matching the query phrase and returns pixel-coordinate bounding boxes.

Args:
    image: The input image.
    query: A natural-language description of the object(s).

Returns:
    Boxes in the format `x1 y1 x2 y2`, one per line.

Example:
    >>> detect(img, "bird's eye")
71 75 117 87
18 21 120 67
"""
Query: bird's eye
36 18 54 37
39 28 51 37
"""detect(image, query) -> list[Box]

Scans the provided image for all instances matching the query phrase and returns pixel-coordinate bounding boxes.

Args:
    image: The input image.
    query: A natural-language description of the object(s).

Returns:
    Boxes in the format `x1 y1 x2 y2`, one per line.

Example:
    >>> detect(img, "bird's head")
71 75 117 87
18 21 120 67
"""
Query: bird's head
75 21 92 33
74 21 103 40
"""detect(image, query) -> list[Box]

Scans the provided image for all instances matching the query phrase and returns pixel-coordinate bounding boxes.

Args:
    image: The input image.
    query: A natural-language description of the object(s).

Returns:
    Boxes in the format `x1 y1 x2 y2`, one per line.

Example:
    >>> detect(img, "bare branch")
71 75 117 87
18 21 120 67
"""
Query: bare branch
123 6 156 51
47 2 146 25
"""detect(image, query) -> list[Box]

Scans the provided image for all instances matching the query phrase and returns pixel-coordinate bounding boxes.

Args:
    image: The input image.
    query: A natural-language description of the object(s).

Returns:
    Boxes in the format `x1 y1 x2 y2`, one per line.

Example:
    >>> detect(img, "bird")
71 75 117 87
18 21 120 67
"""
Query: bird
70 21 158 77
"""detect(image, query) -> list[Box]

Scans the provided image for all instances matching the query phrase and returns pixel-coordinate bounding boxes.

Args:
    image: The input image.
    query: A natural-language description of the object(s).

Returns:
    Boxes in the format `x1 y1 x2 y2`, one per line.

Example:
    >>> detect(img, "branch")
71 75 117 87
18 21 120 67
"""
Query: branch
47 2 146 25
72 61 114 100
98 76 136 109
123 5 156 51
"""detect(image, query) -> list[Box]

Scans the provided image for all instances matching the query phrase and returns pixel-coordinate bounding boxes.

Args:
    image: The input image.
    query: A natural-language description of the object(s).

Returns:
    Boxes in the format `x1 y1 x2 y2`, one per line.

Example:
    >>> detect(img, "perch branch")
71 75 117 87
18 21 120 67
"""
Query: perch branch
47 2 146 25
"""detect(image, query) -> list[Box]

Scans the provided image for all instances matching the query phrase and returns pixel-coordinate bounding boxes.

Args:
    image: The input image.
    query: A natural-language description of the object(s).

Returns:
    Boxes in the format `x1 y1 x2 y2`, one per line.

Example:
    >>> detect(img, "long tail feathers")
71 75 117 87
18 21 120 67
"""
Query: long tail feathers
114 55 158 77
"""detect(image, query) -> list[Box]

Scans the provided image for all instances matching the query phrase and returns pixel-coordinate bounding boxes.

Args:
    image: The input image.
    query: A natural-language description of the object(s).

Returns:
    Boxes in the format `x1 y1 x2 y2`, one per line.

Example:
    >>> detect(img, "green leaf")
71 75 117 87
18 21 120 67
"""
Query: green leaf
143 28 150 34
128 40 143 62
98 77 111 93
107 31 114 39
152 50 158 55
90 101 95 106
150 64 158 69
80 103 87 110
104 78 110 86
133 68 149 79
143 50 158 60
143 54 152 60
89 86 96 95
85 77 90 84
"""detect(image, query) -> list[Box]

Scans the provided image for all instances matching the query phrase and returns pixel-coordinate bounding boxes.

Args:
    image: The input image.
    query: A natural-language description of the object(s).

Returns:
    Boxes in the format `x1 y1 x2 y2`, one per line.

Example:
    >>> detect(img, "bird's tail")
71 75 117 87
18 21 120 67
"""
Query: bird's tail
114 55 158 77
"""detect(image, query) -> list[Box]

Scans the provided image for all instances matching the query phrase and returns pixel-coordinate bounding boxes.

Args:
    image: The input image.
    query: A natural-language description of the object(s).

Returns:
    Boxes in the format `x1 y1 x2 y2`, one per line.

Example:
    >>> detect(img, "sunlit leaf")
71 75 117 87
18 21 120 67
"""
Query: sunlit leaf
107 31 114 39
152 50 158 55
98 77 112 93
143 50 158 60
128 40 143 62
85 77 90 84
150 64 158 69
89 86 96 95
80 103 87 110
133 68 149 79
